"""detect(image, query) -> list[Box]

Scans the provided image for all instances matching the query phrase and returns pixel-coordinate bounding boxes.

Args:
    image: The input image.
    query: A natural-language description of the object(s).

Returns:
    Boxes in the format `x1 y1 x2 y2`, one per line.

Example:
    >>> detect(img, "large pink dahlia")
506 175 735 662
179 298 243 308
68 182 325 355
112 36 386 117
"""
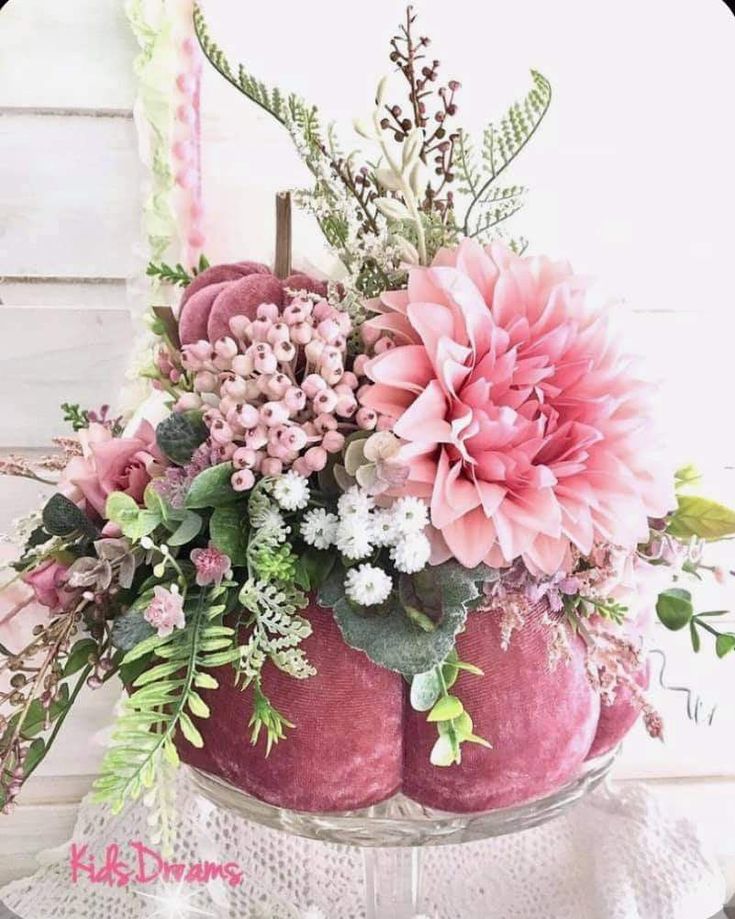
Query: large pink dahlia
361 240 674 574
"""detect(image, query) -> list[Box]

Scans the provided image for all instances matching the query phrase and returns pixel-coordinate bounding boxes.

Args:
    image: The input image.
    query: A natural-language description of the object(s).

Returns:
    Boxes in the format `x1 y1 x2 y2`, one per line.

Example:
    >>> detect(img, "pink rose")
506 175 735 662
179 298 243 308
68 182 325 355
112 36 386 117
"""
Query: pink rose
22 559 71 611
61 421 166 517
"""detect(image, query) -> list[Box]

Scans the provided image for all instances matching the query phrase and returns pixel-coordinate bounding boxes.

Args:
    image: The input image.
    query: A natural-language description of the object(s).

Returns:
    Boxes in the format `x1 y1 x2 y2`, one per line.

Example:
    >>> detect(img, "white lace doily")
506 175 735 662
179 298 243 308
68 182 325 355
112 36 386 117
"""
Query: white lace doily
0 770 725 919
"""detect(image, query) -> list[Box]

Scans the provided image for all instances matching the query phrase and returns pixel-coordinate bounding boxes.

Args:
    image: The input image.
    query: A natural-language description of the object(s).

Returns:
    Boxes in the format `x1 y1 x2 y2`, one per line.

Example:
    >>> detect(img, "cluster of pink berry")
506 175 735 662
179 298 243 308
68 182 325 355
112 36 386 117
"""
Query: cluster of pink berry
177 298 385 491
154 347 183 387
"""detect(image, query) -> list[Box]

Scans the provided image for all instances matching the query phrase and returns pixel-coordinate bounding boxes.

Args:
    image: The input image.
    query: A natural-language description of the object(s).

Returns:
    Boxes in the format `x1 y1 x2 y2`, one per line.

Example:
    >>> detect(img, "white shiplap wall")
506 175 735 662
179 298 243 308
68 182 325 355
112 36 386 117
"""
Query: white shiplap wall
0 0 136 886
0 0 734 899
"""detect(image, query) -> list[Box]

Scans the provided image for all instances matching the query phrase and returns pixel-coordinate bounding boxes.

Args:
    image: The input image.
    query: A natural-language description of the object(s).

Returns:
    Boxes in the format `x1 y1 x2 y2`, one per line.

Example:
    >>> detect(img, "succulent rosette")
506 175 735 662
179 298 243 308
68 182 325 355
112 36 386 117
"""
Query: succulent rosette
1 5 734 825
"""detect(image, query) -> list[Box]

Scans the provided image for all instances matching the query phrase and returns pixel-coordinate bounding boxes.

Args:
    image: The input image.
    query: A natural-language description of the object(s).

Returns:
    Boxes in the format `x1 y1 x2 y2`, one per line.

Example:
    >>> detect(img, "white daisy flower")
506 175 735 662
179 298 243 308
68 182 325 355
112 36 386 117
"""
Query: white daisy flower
301 508 339 550
344 564 393 606
391 532 432 573
370 509 401 547
391 496 429 535
272 470 311 511
337 486 375 519
335 519 373 560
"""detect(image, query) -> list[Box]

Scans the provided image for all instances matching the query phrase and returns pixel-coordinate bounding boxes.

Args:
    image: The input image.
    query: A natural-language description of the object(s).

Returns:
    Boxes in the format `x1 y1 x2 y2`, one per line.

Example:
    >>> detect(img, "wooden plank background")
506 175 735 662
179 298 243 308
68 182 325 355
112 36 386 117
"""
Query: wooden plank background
0 0 734 902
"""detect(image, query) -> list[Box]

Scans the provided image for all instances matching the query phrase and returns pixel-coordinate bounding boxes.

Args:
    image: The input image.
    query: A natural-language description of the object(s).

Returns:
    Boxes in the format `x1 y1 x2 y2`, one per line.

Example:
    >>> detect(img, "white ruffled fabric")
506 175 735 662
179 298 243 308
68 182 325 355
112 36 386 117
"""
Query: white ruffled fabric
0 770 726 918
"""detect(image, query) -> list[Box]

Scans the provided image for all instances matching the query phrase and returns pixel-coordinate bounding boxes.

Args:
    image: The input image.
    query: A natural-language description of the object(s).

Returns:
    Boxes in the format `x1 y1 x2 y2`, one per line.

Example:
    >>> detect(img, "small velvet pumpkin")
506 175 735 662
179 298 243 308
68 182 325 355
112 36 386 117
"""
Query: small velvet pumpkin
178 600 404 812
403 602 601 812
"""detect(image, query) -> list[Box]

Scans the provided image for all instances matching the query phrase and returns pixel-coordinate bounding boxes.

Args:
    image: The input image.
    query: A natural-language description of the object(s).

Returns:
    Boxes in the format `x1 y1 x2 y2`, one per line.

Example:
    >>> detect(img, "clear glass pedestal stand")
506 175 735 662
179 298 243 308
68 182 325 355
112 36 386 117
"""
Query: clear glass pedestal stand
189 750 616 919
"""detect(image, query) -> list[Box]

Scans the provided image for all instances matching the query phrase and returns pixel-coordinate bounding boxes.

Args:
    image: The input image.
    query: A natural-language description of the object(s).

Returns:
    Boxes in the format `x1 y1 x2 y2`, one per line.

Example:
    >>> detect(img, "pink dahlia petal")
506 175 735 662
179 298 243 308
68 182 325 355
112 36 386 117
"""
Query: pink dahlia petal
405 301 456 361
363 311 418 345
455 237 499 303
360 383 414 419
441 507 498 568
429 266 494 354
392 381 451 443
367 346 435 392
359 241 674 570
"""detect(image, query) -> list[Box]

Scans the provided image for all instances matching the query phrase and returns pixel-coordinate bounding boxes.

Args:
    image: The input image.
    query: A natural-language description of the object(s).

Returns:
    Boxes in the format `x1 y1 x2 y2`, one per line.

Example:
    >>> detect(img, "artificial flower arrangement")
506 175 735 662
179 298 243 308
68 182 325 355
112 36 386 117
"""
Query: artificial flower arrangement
2 5 735 820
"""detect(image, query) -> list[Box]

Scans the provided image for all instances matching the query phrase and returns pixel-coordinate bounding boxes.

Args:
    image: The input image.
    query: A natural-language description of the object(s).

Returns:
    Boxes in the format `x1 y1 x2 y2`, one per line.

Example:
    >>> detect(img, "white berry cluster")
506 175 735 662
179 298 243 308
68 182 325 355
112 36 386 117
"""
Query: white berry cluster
299 487 432 606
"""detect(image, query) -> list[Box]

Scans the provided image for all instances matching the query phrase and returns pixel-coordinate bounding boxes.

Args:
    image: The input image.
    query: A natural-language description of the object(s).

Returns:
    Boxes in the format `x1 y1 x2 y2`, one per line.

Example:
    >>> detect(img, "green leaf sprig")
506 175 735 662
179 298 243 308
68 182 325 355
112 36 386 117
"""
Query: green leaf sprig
410 649 491 766
656 588 735 659
93 586 237 813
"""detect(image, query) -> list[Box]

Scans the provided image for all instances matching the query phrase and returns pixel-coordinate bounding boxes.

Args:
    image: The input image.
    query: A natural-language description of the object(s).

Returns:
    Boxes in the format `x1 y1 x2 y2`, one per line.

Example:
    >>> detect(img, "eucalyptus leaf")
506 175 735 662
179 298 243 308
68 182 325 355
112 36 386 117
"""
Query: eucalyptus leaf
144 486 168 517
427 695 464 722
105 492 140 527
209 505 248 566
105 492 161 541
185 463 240 509
166 511 203 547
656 588 693 631
156 413 207 466
410 669 442 711
453 710 474 740
442 659 459 690
430 733 457 767
124 510 162 541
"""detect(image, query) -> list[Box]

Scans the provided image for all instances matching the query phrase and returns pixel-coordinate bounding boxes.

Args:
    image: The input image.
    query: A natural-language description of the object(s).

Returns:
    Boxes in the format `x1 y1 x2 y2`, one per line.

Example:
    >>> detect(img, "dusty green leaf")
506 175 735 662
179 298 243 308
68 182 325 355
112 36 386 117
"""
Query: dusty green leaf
185 463 239 509
656 588 693 631
166 511 203 547
320 569 469 676
209 505 248 566
410 669 442 712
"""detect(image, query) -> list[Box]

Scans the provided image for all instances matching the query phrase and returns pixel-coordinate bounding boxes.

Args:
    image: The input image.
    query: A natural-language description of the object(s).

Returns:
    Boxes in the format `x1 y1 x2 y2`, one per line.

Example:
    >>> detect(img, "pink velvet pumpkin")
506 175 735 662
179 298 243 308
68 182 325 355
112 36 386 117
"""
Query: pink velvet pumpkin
178 601 404 812
177 263 329 346
403 602 600 812
177 597 621 814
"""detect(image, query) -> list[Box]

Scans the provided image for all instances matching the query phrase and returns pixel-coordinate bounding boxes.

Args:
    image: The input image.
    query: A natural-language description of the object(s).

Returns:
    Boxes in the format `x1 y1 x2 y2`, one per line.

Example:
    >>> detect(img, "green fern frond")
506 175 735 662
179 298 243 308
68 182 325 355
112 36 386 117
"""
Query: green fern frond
93 591 237 814
462 70 551 237
455 130 482 199
466 190 527 240
238 579 313 685
481 70 551 181
194 5 320 152
193 4 382 265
